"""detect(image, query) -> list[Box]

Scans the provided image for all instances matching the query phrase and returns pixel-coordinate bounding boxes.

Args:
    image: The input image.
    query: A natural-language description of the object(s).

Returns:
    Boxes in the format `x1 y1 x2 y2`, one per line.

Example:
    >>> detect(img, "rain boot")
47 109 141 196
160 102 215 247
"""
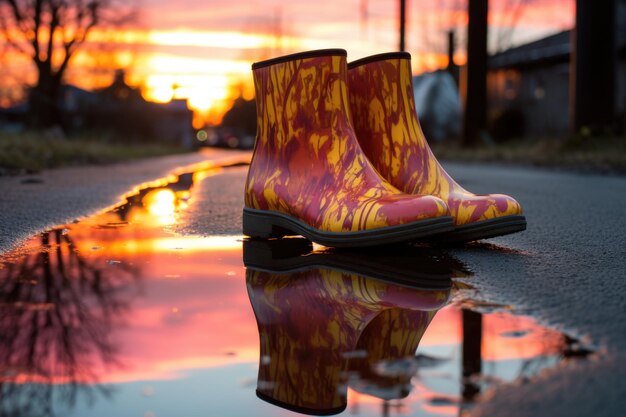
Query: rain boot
348 308 438 401
244 49 454 247
347 52 526 242
244 238 451 415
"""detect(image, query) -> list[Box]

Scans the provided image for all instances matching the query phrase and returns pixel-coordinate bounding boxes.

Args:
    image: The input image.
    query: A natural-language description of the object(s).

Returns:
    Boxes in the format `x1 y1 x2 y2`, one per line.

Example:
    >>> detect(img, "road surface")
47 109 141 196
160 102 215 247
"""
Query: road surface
1 151 625 416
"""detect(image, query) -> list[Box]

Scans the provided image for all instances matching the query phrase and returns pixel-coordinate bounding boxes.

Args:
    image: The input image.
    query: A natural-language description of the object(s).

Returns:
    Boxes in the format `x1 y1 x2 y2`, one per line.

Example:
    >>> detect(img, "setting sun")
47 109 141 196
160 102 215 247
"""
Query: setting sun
133 52 252 125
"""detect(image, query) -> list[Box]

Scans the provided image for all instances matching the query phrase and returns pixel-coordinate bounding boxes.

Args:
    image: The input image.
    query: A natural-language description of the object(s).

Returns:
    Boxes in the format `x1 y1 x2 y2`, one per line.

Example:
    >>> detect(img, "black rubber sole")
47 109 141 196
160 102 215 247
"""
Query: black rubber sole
242 207 454 248
256 390 346 416
432 215 527 244
243 238 455 289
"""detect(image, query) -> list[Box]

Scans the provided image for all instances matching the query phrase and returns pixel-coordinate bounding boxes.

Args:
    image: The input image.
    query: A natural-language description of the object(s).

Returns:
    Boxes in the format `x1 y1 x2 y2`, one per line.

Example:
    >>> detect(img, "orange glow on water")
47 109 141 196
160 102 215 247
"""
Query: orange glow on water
143 189 176 219
421 308 565 361
0 206 567 386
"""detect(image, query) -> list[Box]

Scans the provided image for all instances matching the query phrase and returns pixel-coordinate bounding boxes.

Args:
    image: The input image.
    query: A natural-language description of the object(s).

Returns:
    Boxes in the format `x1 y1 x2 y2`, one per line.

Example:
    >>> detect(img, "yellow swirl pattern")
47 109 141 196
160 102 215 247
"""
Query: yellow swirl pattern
245 51 449 233
348 55 523 226
247 266 449 413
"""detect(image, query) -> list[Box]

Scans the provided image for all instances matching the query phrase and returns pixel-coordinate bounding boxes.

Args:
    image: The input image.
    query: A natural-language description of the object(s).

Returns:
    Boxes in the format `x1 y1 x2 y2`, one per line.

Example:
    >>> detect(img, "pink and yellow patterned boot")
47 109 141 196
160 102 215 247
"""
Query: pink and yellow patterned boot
245 238 451 415
244 50 453 247
347 52 526 242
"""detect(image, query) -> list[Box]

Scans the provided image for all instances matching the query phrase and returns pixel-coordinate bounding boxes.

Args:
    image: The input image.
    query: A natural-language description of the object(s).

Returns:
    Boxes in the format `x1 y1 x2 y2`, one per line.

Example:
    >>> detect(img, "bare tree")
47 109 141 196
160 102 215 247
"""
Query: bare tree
418 0 535 59
417 0 466 58
0 0 135 128
492 0 536 52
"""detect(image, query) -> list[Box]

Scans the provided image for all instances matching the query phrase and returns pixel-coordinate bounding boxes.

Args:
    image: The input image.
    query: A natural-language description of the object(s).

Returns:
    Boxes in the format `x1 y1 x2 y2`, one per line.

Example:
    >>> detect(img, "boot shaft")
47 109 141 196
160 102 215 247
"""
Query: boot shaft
246 50 450 231
347 53 524 231
252 49 353 153
347 53 441 195
246 49 367 216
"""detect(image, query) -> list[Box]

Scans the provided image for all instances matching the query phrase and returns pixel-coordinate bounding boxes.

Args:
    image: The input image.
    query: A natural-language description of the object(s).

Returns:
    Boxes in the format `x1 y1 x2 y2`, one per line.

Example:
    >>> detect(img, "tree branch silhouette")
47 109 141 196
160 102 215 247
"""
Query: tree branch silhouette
0 0 136 128
0 227 139 416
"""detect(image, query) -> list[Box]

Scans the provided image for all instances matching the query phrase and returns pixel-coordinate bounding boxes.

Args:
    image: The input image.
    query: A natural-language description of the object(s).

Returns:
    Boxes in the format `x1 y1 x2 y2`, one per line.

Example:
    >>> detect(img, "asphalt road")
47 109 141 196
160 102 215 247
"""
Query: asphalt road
0 148 249 254
2 152 625 416
442 163 626 417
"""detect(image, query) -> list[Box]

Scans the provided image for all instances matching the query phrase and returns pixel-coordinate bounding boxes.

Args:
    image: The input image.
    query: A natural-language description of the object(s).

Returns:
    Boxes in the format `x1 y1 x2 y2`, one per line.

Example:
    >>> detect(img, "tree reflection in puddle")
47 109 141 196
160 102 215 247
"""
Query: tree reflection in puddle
0 167 592 417
0 226 139 416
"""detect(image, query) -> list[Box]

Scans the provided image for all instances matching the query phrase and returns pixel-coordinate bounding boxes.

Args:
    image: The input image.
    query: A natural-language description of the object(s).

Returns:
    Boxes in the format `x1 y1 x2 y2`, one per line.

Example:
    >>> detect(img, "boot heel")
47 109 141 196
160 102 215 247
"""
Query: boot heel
243 209 290 239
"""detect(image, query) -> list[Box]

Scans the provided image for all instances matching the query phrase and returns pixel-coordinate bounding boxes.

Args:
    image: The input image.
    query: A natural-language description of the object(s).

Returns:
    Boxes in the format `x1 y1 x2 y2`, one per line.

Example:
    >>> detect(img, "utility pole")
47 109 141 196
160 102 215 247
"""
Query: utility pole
399 0 406 51
461 309 482 404
571 0 616 134
447 30 456 69
463 0 489 146
447 30 459 86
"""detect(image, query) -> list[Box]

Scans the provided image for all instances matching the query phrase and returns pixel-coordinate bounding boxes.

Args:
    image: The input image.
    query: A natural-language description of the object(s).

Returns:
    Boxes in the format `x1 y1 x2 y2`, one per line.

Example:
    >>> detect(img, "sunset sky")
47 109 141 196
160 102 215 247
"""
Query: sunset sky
0 0 575 125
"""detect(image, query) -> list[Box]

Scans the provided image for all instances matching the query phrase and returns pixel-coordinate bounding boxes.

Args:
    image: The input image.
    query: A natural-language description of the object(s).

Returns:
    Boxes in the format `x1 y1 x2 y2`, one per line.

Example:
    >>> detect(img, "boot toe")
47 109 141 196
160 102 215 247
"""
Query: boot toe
454 193 523 226
490 193 523 217
431 193 526 242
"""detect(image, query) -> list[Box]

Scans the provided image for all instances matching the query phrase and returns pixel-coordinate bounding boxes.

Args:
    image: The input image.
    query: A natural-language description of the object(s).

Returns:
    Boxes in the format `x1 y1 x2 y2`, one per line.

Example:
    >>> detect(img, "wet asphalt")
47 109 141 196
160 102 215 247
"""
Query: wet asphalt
442 163 626 417
2 152 626 416
0 148 249 254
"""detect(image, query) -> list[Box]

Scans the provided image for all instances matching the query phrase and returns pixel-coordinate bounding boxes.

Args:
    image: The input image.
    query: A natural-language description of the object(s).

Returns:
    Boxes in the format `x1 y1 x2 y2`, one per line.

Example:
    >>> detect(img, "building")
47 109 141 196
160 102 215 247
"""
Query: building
0 71 195 149
488 3 626 138
75 71 195 149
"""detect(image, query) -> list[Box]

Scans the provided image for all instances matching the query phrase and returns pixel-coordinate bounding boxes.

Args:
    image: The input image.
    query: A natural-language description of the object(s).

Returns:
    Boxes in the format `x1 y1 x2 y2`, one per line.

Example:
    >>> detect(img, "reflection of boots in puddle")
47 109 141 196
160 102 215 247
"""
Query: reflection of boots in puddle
244 238 454 415
347 308 438 401
243 237 467 289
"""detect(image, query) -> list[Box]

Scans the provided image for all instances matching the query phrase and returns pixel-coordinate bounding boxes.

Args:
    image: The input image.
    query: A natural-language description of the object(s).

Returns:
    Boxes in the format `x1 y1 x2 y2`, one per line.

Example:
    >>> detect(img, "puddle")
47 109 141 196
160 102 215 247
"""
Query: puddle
0 167 592 417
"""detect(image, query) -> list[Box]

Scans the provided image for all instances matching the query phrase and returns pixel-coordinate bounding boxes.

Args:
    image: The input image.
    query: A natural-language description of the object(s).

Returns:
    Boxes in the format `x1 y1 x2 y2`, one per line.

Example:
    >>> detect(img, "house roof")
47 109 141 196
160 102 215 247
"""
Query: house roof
489 30 571 69
490 4 626 70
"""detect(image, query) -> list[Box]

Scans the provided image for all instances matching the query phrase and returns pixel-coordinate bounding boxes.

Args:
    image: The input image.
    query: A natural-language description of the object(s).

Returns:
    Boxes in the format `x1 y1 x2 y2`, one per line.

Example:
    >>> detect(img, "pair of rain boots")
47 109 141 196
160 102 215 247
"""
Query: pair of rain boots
244 238 456 415
243 49 526 247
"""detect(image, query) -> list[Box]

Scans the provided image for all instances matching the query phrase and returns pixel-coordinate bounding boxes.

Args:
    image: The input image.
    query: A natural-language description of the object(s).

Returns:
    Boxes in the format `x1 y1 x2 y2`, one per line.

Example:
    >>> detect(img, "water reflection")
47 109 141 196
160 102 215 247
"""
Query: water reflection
0 166 592 417
244 239 459 415
0 170 196 417
242 237 590 417
0 228 139 417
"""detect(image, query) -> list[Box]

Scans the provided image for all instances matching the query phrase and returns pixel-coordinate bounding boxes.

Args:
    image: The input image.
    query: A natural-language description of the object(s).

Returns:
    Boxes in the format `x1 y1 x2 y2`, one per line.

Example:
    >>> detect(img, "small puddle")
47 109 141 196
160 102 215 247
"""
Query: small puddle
0 167 592 417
